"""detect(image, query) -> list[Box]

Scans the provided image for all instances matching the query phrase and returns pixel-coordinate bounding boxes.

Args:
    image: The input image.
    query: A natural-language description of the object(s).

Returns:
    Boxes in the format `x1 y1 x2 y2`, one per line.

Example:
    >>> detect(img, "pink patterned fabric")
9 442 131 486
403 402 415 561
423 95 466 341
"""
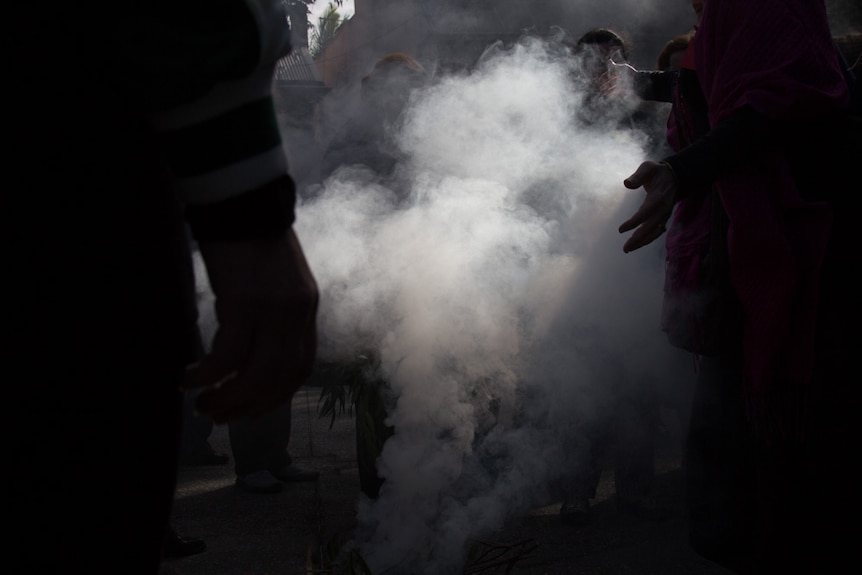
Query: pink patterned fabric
693 1 848 414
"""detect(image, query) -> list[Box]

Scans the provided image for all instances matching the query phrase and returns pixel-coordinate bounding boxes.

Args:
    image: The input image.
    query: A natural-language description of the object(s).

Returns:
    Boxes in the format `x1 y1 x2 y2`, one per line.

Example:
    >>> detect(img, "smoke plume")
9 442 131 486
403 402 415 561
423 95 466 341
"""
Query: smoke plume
294 34 692 574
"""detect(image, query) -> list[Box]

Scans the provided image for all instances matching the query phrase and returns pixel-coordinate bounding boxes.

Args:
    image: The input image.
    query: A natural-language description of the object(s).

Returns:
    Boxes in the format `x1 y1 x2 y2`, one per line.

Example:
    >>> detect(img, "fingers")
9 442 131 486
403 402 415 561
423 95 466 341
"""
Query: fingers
182 302 252 391
193 348 304 424
618 204 651 234
622 221 667 253
623 162 655 190
620 208 670 252
599 73 618 95
619 161 676 251
192 304 317 423
193 374 246 423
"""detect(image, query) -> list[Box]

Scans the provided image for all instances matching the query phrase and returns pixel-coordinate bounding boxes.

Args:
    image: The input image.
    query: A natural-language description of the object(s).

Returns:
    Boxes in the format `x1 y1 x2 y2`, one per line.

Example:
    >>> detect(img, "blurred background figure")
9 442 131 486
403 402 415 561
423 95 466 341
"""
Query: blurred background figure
657 32 694 72
320 53 429 183
555 27 673 528
567 27 668 154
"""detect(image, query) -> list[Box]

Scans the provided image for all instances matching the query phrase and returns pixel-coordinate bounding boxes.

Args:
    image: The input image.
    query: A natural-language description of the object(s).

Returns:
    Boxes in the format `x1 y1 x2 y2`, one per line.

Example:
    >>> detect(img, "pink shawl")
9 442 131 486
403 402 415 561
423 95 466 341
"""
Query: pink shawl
695 0 848 432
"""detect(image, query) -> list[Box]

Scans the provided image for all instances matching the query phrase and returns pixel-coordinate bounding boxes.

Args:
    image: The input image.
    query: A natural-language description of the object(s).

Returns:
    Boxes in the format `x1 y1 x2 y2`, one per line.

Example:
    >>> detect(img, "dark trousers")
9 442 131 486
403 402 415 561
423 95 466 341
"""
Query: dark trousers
686 350 856 575
685 354 757 574
689 193 861 573
228 400 294 476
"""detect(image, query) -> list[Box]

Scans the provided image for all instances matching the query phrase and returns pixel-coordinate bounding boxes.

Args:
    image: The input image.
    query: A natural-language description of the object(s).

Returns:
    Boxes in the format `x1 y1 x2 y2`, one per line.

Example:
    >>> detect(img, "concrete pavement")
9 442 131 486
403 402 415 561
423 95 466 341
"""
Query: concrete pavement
160 386 734 575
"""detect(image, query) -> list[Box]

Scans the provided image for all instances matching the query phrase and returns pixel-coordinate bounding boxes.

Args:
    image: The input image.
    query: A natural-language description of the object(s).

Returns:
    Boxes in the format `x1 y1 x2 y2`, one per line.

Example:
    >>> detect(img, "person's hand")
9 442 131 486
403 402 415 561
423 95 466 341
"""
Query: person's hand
598 60 638 95
618 161 677 253
183 228 319 424
597 69 620 95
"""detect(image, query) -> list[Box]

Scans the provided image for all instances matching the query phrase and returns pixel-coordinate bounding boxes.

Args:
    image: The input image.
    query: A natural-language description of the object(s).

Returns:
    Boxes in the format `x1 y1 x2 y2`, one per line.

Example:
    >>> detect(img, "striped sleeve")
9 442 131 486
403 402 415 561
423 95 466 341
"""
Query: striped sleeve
150 0 293 208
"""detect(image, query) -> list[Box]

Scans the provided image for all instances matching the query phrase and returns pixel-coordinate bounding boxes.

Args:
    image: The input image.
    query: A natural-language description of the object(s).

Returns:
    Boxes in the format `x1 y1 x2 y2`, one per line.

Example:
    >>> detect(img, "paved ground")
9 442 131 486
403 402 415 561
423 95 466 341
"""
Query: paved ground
160 386 735 575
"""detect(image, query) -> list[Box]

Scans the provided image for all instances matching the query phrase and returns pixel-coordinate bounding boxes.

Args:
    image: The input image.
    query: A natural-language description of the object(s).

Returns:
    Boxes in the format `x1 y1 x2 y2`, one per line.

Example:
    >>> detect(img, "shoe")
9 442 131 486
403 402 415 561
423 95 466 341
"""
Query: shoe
236 470 284 494
163 530 206 559
270 463 319 483
560 498 591 527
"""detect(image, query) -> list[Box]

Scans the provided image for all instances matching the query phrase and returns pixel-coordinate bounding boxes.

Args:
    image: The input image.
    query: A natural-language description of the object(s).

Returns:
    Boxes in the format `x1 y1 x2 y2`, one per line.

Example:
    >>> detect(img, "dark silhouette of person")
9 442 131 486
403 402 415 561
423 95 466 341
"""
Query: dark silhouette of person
619 1 859 572
6 2 318 572
556 28 672 527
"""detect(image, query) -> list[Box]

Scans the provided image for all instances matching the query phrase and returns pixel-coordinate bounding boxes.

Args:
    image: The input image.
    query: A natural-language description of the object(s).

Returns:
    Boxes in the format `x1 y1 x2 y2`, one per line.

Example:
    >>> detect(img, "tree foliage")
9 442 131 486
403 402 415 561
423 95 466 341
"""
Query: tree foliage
309 2 347 58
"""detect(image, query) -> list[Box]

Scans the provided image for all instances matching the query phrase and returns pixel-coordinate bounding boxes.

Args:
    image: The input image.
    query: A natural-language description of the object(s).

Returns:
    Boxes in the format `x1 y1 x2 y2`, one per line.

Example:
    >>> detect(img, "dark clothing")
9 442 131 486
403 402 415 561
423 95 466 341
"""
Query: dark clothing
229 402 295 477
685 355 757 574
687 315 857 575
634 2 859 572
566 62 670 509
6 63 199 573
560 335 663 509
6 3 297 572
564 386 660 504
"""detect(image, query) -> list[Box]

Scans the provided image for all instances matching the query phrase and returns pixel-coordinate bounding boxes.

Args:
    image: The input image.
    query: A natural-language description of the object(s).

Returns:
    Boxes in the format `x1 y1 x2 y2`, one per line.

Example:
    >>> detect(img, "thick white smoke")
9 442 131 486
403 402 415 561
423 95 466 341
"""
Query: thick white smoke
292 35 692 574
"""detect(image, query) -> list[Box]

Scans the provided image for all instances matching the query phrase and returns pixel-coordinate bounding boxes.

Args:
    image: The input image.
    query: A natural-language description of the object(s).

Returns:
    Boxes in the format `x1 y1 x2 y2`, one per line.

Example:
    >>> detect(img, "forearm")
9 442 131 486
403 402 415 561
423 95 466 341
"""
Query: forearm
633 70 675 103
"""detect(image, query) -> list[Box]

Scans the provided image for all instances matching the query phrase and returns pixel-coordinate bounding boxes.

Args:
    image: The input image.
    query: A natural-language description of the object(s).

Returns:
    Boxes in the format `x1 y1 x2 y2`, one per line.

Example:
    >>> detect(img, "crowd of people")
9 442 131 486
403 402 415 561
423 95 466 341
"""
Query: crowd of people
6 0 858 573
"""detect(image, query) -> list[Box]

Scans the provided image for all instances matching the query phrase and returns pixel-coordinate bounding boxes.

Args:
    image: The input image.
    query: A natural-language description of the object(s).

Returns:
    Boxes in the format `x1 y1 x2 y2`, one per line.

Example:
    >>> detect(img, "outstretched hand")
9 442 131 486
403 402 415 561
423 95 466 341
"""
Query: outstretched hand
618 161 678 253
183 228 319 424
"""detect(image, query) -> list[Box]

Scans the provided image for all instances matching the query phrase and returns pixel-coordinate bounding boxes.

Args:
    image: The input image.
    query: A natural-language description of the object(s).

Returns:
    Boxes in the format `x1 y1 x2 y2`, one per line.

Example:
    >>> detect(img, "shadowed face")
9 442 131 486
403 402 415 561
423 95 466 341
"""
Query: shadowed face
581 42 626 82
